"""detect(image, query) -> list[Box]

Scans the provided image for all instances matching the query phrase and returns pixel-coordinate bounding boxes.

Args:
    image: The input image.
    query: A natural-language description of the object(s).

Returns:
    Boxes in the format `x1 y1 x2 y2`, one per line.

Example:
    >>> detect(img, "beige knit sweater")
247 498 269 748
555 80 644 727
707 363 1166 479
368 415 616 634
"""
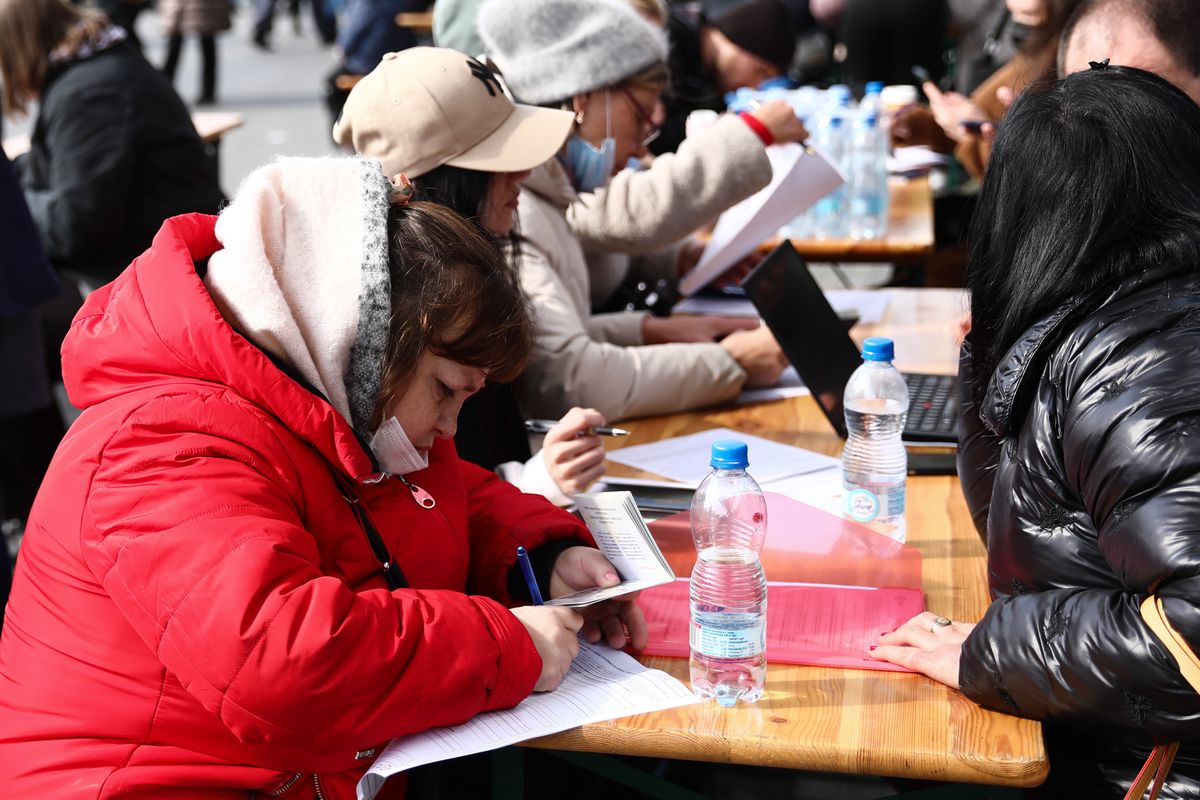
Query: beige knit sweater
513 115 775 421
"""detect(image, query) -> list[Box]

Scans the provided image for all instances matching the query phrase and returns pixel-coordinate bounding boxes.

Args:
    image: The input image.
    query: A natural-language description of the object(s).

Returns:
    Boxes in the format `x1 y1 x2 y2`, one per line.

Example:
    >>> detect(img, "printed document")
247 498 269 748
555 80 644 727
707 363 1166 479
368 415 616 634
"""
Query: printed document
356 642 699 800
547 492 675 607
605 427 839 487
680 143 844 296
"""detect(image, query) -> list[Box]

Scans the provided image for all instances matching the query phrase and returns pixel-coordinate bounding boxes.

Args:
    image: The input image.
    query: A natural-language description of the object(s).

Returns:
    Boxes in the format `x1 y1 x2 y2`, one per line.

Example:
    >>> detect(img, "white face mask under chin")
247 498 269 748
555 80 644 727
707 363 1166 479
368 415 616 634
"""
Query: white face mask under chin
369 416 429 475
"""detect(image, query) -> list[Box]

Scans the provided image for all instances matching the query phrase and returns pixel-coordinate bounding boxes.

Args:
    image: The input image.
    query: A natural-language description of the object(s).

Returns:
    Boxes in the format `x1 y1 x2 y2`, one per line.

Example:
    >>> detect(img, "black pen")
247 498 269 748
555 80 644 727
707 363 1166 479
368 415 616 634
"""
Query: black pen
524 419 630 437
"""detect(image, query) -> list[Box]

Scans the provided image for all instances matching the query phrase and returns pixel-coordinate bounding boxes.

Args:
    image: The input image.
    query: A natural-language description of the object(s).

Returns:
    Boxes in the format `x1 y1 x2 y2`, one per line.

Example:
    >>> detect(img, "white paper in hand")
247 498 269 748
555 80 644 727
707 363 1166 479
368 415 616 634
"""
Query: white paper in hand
679 143 844 296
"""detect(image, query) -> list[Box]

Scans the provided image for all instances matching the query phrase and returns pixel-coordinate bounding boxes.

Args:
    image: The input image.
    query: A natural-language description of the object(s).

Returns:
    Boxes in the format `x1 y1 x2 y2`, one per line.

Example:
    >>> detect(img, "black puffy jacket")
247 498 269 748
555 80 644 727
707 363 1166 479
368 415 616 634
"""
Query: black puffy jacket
16 40 225 284
957 267 1200 798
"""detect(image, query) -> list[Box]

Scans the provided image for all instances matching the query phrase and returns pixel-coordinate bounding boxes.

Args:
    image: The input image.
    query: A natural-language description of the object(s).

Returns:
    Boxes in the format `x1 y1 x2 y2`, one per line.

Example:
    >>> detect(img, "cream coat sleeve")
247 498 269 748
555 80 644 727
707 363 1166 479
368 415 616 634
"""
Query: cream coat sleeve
516 241 747 422
566 114 773 256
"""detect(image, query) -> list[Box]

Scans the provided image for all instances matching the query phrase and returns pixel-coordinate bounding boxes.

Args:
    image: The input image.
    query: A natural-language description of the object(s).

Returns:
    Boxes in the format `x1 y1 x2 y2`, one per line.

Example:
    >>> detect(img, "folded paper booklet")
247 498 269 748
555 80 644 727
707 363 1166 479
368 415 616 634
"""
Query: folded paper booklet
546 492 675 607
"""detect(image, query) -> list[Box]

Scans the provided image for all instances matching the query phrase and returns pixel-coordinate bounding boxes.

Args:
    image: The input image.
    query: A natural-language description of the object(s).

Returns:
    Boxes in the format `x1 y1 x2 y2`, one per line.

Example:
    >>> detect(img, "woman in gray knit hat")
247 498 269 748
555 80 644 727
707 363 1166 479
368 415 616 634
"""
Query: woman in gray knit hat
478 0 808 422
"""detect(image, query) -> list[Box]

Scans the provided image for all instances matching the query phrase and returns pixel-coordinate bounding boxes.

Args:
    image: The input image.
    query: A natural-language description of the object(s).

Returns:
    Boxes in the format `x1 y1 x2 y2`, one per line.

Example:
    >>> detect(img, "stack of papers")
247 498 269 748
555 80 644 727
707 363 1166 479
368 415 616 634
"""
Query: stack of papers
356 642 698 799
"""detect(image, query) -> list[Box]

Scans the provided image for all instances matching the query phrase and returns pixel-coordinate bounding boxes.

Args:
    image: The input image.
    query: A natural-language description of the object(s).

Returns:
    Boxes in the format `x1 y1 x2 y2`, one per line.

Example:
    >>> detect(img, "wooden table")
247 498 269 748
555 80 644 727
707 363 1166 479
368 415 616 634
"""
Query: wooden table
783 176 935 264
526 289 1046 789
395 10 434 32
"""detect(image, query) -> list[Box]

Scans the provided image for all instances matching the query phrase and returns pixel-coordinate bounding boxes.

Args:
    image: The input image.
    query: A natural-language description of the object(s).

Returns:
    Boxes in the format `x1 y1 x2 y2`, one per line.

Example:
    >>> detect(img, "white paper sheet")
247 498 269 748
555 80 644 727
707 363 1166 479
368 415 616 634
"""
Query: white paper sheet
605 427 839 487
356 642 700 800
680 144 845 296
887 145 950 174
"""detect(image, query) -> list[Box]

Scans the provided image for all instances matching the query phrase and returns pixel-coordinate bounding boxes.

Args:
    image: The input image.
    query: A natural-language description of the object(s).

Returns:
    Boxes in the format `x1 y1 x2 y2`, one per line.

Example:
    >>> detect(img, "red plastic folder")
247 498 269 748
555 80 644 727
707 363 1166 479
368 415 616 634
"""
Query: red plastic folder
635 492 926 672
632 579 924 672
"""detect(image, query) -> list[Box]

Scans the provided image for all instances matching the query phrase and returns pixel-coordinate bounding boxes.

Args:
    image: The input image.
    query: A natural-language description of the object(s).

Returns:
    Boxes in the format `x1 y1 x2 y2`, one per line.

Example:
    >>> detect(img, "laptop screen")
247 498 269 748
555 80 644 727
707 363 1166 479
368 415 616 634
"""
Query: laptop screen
740 241 862 437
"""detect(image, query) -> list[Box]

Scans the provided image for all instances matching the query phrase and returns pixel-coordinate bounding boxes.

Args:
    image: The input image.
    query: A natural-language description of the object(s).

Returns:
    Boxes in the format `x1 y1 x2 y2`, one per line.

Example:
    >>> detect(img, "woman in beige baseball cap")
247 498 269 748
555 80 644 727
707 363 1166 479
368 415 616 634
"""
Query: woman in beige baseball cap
335 46 612 508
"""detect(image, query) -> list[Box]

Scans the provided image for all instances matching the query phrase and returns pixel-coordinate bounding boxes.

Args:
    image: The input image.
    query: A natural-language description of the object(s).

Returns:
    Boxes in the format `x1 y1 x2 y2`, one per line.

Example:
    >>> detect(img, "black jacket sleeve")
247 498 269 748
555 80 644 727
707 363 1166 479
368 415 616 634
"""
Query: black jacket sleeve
960 328 1200 742
956 338 1001 542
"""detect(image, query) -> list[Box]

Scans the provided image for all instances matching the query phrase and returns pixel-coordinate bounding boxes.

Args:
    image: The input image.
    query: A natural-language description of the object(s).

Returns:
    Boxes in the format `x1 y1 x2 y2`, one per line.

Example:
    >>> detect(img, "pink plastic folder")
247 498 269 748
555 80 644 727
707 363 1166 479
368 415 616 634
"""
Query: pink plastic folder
631 578 924 672
634 492 926 672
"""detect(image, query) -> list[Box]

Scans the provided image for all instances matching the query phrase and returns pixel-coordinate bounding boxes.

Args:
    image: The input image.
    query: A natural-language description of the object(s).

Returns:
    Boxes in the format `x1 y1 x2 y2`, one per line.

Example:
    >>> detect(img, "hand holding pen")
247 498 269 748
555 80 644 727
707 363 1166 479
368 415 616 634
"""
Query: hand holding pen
511 546 584 692
526 408 614 496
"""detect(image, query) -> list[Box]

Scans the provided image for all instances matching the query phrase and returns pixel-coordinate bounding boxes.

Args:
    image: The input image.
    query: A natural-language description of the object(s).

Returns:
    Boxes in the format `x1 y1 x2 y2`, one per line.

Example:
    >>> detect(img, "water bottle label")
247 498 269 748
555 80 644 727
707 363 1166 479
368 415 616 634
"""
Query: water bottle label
844 483 905 523
689 611 766 660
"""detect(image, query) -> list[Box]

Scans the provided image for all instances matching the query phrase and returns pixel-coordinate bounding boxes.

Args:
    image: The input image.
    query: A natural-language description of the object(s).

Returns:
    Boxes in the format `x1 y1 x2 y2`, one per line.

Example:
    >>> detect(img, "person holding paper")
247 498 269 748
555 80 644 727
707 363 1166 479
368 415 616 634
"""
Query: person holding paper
478 0 795 422
871 68 1200 797
0 157 645 799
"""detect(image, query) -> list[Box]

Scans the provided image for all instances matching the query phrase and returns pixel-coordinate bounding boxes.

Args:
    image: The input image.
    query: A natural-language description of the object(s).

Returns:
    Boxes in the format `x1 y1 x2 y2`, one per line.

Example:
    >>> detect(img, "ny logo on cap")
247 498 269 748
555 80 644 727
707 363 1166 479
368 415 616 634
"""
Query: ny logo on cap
467 57 503 98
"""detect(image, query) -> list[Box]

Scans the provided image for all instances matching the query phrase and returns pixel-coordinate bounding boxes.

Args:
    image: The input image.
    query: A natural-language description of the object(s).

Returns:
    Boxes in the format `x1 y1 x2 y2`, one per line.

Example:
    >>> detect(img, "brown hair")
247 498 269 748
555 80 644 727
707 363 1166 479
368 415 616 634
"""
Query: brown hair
622 60 671 94
627 0 666 28
374 201 533 425
0 0 108 115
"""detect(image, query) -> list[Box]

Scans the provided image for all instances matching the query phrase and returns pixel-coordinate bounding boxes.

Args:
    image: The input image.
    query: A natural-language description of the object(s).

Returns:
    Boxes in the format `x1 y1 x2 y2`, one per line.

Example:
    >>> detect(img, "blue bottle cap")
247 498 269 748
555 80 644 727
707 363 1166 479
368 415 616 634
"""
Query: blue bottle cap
865 81 884 95
710 440 749 470
861 336 895 362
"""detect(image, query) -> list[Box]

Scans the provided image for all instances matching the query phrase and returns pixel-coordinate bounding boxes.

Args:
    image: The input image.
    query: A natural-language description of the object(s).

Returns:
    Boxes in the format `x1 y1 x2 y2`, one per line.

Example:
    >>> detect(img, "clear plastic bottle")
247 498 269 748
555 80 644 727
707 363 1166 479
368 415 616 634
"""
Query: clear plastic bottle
842 337 909 541
689 440 768 707
847 112 889 240
812 111 848 239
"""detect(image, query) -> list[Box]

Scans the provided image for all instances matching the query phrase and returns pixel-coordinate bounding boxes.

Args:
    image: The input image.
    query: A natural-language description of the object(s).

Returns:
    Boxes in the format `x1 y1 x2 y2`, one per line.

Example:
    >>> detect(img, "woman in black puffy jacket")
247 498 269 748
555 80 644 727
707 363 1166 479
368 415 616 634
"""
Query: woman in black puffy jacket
872 65 1200 798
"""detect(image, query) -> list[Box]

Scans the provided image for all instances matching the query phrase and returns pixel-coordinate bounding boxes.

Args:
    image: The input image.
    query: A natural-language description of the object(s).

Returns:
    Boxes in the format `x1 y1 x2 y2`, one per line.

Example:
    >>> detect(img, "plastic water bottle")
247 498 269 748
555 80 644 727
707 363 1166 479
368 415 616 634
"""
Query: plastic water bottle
811 111 848 238
842 337 909 541
859 81 885 126
689 440 768 707
847 112 889 240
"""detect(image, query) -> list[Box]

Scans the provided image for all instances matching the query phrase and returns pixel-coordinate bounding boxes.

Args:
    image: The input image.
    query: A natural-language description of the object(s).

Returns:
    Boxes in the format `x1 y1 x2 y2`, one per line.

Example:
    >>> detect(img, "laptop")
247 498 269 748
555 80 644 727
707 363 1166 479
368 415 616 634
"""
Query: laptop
740 240 959 445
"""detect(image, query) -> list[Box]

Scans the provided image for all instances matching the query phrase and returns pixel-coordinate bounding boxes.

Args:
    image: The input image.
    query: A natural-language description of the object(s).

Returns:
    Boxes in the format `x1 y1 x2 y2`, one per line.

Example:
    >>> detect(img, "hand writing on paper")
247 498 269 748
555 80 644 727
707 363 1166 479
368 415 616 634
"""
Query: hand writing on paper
869 611 974 688
543 407 607 495
642 314 758 344
511 605 584 691
549 546 649 651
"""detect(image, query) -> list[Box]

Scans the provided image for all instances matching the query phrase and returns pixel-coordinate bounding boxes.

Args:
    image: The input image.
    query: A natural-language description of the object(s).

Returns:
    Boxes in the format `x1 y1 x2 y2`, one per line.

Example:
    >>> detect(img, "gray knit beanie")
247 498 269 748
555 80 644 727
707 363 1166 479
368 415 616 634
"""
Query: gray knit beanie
478 0 669 106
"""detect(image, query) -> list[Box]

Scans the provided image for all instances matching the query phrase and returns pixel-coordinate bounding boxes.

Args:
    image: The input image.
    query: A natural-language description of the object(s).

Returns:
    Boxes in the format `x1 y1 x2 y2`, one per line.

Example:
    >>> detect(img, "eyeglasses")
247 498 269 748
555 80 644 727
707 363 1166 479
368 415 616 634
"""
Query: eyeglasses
618 86 661 148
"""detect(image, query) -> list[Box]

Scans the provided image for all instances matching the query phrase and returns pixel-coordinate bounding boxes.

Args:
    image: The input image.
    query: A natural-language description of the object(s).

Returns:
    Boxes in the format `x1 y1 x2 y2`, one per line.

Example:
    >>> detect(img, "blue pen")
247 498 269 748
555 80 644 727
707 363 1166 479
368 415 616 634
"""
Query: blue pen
516 546 544 606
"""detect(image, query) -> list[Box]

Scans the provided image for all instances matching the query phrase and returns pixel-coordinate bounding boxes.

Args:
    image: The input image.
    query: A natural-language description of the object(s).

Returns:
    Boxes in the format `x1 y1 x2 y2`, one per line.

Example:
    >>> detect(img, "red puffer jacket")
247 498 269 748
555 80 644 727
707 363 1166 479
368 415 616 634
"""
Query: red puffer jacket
0 214 590 799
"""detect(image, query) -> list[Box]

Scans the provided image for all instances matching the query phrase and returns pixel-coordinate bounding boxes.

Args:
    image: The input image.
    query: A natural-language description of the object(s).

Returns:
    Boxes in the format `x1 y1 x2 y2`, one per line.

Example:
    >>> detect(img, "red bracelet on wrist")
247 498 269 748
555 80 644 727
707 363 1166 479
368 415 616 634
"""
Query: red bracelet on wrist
738 111 775 146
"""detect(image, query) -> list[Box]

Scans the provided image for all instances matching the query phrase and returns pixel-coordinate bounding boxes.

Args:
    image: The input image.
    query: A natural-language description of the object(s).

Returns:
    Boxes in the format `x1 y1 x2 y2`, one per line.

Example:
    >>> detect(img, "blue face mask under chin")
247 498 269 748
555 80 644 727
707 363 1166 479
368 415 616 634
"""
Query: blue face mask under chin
565 90 616 192
565 135 616 192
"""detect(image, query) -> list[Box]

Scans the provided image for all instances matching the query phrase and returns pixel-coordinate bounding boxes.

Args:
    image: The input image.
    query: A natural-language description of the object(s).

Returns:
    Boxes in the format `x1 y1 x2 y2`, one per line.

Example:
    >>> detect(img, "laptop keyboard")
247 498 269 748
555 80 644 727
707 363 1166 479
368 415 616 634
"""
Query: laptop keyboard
902 373 959 436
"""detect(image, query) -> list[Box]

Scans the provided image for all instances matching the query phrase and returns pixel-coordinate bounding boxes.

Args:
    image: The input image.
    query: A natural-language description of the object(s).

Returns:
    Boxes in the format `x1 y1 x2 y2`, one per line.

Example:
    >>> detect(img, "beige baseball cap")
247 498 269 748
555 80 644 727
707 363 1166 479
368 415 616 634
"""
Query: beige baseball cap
333 47 575 180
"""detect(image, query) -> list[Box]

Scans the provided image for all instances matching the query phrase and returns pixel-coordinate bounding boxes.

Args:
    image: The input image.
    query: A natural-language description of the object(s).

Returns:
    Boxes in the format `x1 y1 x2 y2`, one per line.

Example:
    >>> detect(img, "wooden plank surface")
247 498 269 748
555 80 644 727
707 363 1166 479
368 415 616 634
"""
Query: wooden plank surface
785 176 936 263
525 289 1047 788
395 11 434 31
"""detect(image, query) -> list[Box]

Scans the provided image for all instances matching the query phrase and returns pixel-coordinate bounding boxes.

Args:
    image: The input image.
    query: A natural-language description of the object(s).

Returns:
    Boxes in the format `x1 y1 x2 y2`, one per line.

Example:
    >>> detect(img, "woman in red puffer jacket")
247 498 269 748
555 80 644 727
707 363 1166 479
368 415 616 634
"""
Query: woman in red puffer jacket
0 156 645 799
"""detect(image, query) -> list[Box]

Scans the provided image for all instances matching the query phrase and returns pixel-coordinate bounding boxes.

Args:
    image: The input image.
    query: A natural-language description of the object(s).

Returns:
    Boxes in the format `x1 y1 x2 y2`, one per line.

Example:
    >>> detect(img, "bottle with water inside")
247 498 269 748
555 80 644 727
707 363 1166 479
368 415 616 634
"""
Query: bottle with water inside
842 337 909 541
689 440 768 707
847 111 889 240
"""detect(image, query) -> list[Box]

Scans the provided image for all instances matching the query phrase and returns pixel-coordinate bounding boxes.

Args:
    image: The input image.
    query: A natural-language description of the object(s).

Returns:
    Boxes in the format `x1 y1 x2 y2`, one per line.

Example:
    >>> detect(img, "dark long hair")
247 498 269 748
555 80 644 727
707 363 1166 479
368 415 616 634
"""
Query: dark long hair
967 66 1200 402
412 163 523 259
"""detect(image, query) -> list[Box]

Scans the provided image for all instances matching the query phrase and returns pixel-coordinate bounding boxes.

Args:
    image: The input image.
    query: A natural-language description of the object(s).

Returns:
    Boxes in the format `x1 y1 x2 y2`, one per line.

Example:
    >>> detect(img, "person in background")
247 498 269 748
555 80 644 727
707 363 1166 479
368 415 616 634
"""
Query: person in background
322 0 431 131
872 65 1200 797
0 143 62 634
838 0 948 90
1058 0 1199 105
0 156 646 797
432 0 486 55
334 46 609 504
159 0 233 105
653 0 798 154
94 0 150 49
892 0 1082 180
480 0 793 422
253 0 335 49
0 0 225 290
